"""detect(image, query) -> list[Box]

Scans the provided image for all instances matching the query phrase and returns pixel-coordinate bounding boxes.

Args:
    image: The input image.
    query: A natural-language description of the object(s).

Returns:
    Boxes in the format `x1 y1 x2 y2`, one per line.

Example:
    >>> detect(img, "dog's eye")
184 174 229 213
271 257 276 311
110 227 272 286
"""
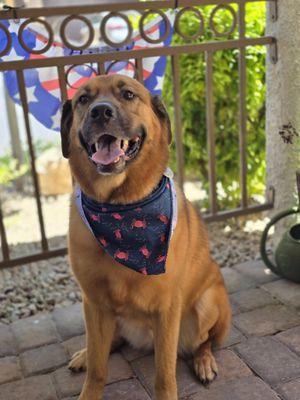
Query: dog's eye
122 90 135 101
78 95 90 105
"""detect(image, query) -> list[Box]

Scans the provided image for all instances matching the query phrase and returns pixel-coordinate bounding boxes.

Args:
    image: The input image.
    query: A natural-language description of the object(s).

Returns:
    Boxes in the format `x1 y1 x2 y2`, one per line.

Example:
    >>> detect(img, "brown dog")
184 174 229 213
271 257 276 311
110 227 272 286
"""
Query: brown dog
61 74 231 400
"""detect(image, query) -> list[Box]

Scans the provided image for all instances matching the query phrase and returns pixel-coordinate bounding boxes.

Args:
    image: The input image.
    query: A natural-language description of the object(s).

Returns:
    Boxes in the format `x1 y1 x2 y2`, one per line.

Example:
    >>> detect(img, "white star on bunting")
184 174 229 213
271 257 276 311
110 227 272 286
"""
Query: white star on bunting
50 107 61 130
1 48 24 62
154 75 164 91
26 86 39 103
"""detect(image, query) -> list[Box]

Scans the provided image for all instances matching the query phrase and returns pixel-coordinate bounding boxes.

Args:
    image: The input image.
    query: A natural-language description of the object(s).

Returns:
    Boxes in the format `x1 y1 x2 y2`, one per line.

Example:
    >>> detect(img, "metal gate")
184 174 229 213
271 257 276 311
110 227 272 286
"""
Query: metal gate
0 0 277 269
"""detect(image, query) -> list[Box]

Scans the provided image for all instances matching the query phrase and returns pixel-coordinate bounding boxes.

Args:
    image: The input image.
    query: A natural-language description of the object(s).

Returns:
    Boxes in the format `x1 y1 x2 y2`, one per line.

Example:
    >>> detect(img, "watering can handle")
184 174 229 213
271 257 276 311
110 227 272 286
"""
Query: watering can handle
260 207 300 274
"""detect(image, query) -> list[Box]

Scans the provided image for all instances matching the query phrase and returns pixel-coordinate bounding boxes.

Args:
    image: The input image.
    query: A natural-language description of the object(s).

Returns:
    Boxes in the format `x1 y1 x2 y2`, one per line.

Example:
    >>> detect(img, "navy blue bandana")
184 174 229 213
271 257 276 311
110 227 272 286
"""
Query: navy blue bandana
75 171 177 275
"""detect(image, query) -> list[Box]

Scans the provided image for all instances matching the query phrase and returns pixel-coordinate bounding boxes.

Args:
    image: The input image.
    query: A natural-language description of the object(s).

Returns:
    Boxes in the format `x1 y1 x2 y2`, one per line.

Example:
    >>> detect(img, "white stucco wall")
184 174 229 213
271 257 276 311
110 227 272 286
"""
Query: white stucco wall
266 1 300 221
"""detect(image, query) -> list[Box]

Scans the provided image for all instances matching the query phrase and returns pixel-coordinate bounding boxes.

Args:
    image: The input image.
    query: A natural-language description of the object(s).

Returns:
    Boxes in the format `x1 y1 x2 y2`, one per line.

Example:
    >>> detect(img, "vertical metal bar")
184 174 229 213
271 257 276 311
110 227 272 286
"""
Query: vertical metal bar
135 58 144 83
269 0 278 22
16 69 49 251
97 61 106 75
171 54 184 189
57 66 76 187
5 88 24 191
57 66 68 102
238 2 248 208
0 200 10 261
205 51 217 215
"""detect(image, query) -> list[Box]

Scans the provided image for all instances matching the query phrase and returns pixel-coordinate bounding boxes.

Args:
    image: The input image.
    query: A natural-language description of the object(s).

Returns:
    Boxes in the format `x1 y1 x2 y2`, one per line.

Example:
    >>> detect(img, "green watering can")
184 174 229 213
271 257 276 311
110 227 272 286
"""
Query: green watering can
260 172 300 283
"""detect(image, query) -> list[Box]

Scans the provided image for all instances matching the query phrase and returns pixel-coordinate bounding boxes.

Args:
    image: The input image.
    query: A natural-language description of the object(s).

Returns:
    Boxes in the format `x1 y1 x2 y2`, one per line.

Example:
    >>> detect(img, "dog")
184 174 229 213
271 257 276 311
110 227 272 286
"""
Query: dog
60 74 231 400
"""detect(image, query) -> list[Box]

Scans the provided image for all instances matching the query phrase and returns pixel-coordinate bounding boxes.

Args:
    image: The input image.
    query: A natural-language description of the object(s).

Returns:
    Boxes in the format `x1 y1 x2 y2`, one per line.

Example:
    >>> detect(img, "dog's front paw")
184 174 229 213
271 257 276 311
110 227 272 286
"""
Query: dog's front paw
193 352 218 385
68 348 87 372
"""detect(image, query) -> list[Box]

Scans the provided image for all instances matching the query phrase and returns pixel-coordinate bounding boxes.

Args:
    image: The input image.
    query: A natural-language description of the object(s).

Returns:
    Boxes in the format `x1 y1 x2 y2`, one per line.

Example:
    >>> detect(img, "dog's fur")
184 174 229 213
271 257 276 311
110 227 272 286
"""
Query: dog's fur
61 75 231 400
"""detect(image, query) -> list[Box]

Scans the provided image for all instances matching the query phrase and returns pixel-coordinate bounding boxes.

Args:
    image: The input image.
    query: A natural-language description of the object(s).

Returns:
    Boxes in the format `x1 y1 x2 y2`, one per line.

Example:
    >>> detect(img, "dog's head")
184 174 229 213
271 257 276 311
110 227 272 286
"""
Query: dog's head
61 75 172 197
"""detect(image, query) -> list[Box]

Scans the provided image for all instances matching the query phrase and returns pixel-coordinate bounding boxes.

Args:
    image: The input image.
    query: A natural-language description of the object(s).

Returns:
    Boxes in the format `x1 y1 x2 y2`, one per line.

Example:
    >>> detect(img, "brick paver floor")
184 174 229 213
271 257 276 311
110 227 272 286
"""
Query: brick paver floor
1 260 300 399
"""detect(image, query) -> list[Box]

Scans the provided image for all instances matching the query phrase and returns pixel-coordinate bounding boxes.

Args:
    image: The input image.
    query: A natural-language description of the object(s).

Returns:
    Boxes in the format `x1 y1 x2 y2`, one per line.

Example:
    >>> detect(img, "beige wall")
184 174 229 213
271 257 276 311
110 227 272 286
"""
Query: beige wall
266 1 300 228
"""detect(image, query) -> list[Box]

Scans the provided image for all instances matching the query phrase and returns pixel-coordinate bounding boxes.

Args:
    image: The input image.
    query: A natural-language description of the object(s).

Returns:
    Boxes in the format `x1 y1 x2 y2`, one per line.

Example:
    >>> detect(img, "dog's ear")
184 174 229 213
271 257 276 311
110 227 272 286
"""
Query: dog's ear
151 95 172 145
60 99 73 158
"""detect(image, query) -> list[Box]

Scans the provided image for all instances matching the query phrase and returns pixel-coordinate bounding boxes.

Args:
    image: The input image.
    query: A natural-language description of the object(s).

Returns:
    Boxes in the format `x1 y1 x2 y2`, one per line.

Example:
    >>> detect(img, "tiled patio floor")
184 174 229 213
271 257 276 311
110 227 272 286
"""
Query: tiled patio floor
1 260 300 400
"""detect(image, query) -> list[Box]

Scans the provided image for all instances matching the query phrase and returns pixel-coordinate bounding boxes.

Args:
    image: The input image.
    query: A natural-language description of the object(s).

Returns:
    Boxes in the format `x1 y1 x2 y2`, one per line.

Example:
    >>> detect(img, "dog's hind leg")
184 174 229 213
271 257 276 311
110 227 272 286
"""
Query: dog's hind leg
193 338 218 384
68 348 86 372
183 277 231 384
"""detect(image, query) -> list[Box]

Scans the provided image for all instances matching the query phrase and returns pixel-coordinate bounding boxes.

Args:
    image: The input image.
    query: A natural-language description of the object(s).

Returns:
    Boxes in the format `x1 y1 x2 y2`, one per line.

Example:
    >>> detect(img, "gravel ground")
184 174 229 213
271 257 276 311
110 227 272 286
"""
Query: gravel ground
0 190 274 324
0 218 273 324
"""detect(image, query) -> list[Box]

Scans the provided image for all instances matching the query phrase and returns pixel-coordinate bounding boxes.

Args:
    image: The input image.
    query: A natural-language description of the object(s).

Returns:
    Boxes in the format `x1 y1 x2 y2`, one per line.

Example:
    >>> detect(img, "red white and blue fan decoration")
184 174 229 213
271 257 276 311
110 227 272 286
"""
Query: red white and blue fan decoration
0 12 174 131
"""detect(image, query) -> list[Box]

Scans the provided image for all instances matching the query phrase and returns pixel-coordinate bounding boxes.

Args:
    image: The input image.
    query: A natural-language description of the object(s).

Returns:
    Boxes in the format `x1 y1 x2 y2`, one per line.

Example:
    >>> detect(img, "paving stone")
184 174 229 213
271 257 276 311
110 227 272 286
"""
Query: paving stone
53 353 133 398
189 376 280 400
132 354 203 398
0 356 22 384
0 323 17 356
276 377 300 400
63 334 86 358
131 348 252 398
213 349 253 383
121 343 153 362
62 398 77 400
221 267 256 294
233 260 279 285
103 378 151 399
230 288 279 312
185 349 252 391
234 304 300 336
11 313 58 352
20 343 68 376
107 352 134 383
229 298 241 315
262 279 300 308
235 336 300 384
0 375 58 400
52 303 85 340
53 366 85 398
219 325 245 348
276 326 300 355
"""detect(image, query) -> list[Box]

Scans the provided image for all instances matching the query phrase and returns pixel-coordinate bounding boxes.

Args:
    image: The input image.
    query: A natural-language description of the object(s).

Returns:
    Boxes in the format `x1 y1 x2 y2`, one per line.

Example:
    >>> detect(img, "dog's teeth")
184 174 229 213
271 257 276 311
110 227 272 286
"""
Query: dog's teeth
95 142 99 151
122 140 129 151
114 157 120 164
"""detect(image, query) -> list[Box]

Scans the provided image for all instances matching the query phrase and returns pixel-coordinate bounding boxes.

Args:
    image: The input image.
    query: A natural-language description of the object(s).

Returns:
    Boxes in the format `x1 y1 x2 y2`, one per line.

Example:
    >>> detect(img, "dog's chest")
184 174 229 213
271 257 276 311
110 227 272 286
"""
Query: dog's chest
96 271 160 316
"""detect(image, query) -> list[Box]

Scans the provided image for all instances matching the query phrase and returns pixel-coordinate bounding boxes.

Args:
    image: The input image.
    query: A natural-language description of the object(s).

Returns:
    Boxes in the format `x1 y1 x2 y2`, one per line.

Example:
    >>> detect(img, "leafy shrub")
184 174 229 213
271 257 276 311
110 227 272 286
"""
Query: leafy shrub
0 154 28 186
163 4 266 210
0 140 57 188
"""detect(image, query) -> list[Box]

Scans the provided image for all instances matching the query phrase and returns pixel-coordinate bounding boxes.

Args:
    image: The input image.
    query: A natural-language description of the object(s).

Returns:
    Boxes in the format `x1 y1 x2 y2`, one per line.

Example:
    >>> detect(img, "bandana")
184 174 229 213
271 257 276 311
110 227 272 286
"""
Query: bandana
75 170 177 275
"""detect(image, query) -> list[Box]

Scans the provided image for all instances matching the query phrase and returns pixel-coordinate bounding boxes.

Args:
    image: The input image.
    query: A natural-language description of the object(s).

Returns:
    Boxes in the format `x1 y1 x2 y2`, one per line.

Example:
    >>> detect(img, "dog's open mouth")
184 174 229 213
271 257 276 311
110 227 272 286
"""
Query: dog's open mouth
89 132 145 172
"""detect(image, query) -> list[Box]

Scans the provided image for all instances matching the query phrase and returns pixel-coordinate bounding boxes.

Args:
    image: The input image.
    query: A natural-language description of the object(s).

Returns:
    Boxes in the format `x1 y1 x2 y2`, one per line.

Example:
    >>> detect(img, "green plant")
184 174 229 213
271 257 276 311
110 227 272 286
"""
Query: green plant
0 139 58 188
163 4 267 210
0 154 28 186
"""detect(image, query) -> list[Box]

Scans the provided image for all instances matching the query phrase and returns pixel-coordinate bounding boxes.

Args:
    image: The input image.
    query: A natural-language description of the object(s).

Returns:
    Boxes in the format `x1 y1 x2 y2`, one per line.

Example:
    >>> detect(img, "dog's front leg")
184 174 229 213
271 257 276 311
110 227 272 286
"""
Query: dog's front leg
152 302 181 400
79 299 116 400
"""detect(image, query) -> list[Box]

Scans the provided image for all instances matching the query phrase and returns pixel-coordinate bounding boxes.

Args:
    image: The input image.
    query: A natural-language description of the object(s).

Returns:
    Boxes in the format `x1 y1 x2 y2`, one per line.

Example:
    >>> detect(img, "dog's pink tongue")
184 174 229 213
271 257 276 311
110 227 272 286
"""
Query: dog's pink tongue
91 139 124 165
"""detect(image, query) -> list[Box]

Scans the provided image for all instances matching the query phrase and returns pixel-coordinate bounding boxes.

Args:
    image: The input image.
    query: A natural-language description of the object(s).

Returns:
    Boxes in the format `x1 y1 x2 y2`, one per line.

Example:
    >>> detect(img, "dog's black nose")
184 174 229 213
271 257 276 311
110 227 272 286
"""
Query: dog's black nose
90 102 115 121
